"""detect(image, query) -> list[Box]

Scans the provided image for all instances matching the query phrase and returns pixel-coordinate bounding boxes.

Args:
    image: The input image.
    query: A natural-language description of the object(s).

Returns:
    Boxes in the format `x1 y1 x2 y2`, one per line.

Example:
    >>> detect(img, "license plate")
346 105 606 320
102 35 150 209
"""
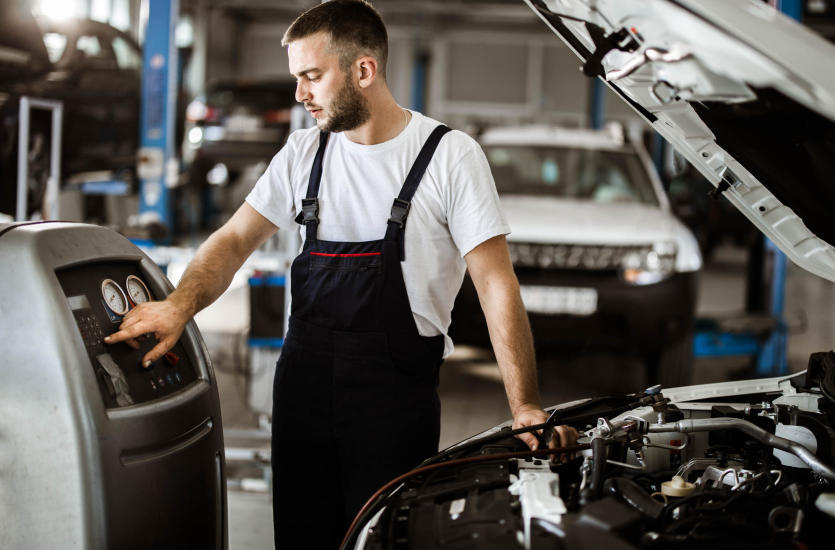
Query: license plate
519 285 598 315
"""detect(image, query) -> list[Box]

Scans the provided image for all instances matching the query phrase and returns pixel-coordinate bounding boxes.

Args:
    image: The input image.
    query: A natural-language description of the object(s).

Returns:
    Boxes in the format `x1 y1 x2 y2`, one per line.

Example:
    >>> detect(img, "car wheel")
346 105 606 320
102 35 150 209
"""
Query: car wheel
645 330 694 388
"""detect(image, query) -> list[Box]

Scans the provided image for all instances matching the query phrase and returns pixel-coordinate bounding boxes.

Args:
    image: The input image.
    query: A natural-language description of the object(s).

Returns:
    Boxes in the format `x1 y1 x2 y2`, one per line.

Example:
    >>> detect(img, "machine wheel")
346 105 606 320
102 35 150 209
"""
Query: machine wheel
645 330 694 389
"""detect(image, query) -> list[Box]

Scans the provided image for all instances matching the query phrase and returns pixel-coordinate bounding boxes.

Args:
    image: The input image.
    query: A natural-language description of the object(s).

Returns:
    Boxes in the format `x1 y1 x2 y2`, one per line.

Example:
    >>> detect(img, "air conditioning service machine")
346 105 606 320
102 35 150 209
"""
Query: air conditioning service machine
0 221 227 549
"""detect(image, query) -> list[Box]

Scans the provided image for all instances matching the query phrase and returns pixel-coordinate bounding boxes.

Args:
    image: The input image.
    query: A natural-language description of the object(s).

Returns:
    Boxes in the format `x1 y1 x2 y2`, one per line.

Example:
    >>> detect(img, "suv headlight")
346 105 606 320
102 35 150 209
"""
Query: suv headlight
620 242 677 285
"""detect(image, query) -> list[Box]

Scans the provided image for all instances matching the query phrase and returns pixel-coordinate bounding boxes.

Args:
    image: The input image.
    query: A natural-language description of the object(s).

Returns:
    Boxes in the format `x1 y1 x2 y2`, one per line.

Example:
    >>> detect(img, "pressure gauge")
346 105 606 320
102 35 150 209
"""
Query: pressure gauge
101 279 129 316
126 275 152 305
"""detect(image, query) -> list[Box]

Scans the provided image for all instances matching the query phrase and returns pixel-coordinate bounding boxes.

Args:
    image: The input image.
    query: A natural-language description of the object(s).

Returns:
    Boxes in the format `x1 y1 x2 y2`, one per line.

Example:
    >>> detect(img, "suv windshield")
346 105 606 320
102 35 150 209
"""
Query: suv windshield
484 144 659 206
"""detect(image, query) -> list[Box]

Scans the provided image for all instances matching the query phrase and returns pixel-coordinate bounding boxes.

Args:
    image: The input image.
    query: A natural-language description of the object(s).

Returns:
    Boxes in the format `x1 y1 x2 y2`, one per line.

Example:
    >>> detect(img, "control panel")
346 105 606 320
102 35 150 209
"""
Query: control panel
57 261 198 408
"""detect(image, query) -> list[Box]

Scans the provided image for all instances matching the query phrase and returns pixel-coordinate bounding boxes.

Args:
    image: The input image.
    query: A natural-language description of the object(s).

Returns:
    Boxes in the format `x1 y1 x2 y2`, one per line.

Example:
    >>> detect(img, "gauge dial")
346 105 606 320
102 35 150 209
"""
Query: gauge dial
126 275 151 305
101 279 129 316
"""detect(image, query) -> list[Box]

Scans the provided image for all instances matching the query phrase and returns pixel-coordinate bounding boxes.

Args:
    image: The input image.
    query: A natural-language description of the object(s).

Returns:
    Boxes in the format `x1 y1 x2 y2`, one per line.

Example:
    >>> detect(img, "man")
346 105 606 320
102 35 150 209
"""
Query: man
106 1 577 547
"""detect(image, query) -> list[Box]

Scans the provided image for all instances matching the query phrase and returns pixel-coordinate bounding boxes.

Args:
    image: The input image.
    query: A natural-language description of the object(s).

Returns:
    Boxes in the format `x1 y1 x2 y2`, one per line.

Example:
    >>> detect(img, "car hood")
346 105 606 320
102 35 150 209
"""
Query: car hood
501 195 684 246
523 0 835 283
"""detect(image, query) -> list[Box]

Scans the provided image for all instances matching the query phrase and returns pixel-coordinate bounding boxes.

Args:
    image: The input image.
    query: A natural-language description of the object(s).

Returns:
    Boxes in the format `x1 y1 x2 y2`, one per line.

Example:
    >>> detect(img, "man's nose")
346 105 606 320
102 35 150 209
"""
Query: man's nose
295 80 310 103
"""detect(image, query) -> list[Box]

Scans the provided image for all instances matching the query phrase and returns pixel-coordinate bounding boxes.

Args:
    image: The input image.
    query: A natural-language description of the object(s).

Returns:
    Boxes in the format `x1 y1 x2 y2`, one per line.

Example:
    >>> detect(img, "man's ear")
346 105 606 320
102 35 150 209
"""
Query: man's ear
356 56 378 89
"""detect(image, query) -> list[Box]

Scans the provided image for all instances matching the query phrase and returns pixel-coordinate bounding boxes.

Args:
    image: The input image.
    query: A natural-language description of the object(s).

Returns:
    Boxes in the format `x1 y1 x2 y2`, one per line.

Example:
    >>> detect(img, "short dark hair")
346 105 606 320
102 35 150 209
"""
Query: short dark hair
282 0 388 78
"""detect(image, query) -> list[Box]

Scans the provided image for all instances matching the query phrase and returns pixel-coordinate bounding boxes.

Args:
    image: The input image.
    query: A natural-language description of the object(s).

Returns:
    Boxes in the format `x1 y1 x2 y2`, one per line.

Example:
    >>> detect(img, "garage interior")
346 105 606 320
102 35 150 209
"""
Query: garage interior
2 1 835 549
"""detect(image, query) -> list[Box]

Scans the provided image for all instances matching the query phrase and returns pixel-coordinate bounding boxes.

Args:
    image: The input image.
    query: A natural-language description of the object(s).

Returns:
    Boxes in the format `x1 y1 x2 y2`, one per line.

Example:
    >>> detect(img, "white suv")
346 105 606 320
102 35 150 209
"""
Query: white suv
451 124 702 386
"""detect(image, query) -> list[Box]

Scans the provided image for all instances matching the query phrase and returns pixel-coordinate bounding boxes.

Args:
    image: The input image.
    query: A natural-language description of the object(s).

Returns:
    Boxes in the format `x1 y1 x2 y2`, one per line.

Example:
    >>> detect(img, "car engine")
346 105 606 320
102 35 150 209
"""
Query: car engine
350 352 835 549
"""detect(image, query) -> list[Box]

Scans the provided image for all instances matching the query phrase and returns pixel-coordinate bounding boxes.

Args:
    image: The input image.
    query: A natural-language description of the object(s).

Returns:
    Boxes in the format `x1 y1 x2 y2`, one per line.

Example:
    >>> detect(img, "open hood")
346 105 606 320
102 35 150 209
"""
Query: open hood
523 0 835 282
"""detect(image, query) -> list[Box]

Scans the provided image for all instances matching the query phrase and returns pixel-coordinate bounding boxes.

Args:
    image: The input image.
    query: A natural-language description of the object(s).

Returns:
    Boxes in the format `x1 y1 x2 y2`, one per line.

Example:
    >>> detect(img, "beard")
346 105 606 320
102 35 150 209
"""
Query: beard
318 73 371 133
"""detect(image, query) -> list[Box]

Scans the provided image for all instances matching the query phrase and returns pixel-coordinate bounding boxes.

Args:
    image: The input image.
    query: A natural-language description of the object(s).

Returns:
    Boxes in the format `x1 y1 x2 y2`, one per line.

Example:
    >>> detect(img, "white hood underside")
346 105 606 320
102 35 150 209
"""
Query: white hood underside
526 0 835 282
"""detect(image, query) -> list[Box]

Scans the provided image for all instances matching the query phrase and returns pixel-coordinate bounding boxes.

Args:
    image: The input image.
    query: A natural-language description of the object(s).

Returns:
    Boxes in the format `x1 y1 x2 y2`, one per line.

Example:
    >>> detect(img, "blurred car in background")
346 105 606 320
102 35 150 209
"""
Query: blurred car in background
37 17 142 177
182 80 296 187
0 4 53 217
450 124 702 386
0 8 141 217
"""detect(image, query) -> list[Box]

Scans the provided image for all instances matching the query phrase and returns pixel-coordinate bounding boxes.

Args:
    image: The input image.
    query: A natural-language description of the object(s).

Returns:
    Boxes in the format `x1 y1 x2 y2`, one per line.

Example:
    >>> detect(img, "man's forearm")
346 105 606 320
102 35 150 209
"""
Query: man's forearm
168 230 252 318
479 276 543 415
465 236 577 450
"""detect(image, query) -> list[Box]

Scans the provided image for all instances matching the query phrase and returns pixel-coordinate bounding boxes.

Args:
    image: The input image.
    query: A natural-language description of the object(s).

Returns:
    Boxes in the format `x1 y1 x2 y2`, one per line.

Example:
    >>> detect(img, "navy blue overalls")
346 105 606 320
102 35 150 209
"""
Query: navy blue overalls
271 125 453 548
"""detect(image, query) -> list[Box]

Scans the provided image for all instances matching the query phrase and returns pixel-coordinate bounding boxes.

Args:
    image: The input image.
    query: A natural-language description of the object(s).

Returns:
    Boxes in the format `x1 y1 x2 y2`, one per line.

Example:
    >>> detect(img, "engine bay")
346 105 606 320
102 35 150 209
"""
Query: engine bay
352 352 835 549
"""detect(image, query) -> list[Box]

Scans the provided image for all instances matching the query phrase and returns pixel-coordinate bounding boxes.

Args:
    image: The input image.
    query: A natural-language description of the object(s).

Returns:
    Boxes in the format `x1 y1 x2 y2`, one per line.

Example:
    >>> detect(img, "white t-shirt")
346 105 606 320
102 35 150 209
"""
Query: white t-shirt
245 110 509 357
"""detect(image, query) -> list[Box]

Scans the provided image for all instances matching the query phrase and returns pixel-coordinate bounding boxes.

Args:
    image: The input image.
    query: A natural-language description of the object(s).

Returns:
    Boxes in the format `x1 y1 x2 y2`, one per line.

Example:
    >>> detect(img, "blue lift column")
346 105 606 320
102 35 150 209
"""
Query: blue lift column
137 0 179 242
754 0 797 375
692 2 795 376
756 238 788 375
411 49 428 114
589 79 605 130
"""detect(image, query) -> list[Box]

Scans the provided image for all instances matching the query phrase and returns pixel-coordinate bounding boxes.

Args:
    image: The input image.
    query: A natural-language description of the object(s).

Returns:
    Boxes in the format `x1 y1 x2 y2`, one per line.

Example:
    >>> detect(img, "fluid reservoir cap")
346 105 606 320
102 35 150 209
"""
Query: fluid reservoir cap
661 475 695 497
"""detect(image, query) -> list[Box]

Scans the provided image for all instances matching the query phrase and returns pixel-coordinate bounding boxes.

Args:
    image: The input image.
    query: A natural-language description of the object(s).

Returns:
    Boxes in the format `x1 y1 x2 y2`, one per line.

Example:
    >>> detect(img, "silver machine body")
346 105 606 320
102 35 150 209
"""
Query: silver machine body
0 222 227 549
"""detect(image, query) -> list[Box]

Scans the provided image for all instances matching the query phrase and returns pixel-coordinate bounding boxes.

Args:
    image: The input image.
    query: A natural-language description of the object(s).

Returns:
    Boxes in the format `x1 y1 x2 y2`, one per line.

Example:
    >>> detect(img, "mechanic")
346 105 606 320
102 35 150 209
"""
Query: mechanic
105 0 578 547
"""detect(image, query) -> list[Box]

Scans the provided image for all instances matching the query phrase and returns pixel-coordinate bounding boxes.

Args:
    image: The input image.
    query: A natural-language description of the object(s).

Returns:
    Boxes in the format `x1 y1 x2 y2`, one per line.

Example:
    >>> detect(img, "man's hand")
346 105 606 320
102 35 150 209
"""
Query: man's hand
513 403 579 461
104 299 191 368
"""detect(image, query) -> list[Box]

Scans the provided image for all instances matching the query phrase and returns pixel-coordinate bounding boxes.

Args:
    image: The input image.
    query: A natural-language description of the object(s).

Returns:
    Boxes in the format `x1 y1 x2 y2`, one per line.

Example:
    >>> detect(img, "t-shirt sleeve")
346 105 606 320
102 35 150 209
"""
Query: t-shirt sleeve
245 136 298 230
445 138 511 257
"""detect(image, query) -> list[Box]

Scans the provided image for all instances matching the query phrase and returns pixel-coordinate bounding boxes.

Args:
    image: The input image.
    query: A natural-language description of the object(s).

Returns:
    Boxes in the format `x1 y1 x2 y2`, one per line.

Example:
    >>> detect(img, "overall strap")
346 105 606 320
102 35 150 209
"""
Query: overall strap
295 131 330 242
385 124 452 260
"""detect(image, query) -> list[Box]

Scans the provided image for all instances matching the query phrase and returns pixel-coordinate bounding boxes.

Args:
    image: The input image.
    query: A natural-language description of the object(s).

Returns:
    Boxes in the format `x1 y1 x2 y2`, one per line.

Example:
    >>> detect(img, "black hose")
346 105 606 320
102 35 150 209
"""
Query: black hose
417 421 552 467
580 437 610 504
603 477 664 520
423 394 641 467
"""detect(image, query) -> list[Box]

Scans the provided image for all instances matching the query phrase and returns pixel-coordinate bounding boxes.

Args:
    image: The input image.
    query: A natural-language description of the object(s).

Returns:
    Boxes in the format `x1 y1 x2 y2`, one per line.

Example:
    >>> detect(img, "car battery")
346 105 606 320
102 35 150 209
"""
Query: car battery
247 273 286 416
0 221 226 550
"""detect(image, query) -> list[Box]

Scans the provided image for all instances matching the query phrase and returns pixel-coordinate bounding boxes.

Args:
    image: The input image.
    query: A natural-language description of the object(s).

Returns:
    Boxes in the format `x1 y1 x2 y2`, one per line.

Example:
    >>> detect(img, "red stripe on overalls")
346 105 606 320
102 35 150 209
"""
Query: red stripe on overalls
309 252 382 257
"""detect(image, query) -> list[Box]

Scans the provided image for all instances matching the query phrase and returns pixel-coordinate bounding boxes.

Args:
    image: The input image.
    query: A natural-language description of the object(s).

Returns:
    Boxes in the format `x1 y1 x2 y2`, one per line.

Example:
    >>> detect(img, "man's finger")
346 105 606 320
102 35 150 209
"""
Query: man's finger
516 432 539 451
105 323 148 344
547 427 558 449
118 313 143 329
141 337 174 369
554 425 578 461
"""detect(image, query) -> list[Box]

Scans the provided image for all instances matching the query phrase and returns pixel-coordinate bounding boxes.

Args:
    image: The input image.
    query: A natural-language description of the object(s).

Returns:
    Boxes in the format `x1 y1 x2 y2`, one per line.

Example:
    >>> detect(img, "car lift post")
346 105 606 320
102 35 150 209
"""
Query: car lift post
15 97 63 221
589 79 605 130
752 0 797 375
137 0 180 242
411 47 428 113
754 238 788 375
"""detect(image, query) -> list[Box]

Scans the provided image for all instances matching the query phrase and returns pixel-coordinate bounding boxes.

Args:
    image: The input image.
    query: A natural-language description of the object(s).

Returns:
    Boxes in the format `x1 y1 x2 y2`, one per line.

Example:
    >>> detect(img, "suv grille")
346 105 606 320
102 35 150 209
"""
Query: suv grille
508 242 660 271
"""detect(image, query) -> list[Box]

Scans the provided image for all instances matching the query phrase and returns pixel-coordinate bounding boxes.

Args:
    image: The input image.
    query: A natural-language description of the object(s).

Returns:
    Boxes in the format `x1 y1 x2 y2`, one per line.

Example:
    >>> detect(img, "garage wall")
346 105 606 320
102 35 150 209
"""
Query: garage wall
231 21 416 108
206 16 642 131
427 30 641 130
205 9 241 85
238 22 290 82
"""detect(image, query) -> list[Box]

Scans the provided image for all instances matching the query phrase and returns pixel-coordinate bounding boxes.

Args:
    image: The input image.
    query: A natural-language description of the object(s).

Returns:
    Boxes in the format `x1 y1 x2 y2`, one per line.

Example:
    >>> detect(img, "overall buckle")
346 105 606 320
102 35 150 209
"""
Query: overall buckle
388 198 411 228
299 197 319 224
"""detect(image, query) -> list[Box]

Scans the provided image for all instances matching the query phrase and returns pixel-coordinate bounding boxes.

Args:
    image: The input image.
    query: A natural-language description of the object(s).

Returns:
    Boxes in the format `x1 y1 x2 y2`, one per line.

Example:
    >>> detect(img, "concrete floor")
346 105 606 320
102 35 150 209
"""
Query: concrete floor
193 244 835 550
